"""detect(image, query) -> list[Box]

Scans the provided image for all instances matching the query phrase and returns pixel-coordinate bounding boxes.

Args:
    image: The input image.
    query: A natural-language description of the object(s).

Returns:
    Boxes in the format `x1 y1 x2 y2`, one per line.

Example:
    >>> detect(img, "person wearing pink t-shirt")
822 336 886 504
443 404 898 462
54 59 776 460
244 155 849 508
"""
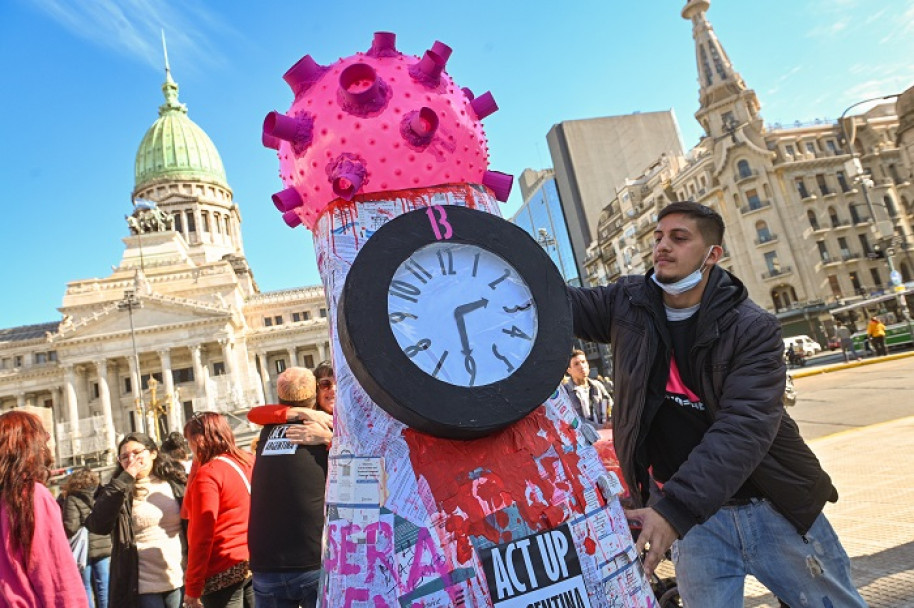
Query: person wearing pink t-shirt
0 410 87 607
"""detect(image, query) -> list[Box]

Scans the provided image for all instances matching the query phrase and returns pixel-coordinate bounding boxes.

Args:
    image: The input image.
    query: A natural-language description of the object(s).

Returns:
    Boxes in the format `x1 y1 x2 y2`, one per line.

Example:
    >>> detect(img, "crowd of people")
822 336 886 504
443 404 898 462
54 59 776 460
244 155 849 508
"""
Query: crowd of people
0 362 335 608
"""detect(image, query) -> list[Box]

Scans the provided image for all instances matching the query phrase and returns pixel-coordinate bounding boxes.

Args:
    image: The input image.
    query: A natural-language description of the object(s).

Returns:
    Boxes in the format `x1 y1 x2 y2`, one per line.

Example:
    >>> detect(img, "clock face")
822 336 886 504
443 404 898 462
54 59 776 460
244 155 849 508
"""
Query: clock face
387 242 538 387
338 204 571 439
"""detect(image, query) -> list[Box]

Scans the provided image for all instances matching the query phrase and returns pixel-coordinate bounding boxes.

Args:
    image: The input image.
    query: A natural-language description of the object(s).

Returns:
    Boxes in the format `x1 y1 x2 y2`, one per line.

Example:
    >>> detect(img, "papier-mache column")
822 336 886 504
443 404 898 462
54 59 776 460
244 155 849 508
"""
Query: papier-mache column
261 33 654 607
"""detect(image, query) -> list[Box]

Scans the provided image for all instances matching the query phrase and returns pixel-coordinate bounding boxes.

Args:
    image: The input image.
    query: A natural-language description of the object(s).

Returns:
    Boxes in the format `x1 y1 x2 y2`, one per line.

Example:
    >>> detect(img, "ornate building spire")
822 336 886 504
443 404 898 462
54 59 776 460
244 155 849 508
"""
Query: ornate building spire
682 0 760 139
159 31 186 116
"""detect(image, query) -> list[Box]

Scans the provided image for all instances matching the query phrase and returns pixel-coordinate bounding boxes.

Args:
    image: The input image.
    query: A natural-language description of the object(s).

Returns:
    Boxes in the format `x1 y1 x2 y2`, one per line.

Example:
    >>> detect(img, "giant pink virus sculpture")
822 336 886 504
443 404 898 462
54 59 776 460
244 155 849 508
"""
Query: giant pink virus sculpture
264 33 512 229
262 33 654 607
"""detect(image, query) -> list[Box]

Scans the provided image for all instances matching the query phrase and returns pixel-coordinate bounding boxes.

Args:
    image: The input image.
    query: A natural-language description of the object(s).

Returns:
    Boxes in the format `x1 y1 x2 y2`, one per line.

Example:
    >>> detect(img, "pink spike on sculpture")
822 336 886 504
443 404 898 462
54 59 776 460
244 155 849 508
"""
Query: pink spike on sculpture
462 87 475 101
262 131 281 150
401 107 439 148
281 210 302 228
263 111 314 155
338 63 389 116
408 50 445 87
266 37 508 229
327 153 368 201
430 41 452 64
470 92 498 120
272 187 304 213
367 31 397 57
283 55 326 96
482 170 514 202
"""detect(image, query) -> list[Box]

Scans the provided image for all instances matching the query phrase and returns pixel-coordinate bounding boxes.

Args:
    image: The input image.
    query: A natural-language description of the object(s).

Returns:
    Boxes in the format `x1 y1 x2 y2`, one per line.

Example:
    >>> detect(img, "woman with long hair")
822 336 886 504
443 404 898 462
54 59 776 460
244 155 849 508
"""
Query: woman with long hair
63 466 113 608
181 412 254 608
0 410 87 607
86 432 187 608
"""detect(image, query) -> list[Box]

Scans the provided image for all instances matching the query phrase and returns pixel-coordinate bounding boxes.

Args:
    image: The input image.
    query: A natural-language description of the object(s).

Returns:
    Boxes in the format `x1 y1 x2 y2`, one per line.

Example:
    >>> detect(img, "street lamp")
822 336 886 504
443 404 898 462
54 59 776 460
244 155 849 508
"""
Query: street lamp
117 290 147 434
838 94 914 342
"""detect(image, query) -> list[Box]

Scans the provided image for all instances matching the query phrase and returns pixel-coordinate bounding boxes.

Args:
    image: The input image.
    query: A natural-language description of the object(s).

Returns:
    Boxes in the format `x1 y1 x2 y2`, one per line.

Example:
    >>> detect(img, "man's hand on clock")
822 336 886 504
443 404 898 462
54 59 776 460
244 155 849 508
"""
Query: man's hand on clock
453 298 489 355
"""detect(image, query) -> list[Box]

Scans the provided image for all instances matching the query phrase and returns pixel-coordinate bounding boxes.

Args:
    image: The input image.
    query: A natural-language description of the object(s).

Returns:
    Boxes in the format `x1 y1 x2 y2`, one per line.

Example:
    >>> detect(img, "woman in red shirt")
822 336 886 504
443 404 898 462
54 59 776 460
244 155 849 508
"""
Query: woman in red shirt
182 412 254 608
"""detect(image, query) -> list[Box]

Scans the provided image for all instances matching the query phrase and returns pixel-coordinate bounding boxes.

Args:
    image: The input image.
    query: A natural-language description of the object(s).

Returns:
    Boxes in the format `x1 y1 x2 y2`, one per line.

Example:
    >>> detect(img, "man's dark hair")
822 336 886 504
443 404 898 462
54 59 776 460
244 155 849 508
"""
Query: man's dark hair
570 349 586 360
160 431 189 461
657 201 725 245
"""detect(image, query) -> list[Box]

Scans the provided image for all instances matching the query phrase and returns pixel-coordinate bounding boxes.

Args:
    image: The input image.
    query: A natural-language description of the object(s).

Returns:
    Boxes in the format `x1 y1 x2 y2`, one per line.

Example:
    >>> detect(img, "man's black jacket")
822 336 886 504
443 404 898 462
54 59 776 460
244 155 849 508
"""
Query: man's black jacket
568 266 837 536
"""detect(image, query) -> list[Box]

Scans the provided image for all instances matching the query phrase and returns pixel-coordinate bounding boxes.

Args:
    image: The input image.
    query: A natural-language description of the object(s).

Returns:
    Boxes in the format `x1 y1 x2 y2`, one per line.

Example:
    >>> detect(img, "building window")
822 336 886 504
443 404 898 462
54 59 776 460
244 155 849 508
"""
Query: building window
884 195 897 217
746 189 761 209
319 308 328 318
828 207 840 227
837 237 850 259
275 359 286 374
274 315 283 325
795 178 809 199
35 352 47 364
826 140 838 154
213 361 226 376
764 252 780 274
173 213 183 233
817 241 830 263
141 372 163 391
837 171 850 192
125 377 132 394
737 160 752 179
849 203 863 224
755 221 772 243
889 164 901 184
816 174 830 196
807 210 819 231
292 312 300 322
870 268 882 288
805 141 817 154
14 355 22 367
785 144 795 157
828 275 842 298
264 317 273 327
92 382 100 399
173 367 195 383
186 211 196 232
849 272 863 294
858 234 872 256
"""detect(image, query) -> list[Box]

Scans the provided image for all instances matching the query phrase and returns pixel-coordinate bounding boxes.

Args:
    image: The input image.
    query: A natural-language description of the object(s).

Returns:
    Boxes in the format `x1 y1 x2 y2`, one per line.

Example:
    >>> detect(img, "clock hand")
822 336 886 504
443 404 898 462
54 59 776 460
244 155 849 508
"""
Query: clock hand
453 298 489 355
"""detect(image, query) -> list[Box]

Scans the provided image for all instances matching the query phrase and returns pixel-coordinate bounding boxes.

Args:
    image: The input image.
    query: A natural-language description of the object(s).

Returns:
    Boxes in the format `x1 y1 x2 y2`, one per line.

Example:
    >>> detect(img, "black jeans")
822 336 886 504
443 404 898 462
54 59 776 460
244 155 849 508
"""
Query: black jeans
201 578 254 608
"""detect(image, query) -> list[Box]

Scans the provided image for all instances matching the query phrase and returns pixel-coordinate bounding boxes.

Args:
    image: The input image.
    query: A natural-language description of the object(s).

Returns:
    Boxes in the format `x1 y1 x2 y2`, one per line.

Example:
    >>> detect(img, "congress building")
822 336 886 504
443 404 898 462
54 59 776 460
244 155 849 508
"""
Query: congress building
0 63 329 467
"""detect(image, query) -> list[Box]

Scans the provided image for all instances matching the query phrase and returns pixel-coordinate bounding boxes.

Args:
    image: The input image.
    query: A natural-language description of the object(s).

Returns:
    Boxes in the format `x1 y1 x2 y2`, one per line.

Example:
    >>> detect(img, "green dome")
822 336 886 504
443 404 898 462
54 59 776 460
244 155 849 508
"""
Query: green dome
134 69 228 192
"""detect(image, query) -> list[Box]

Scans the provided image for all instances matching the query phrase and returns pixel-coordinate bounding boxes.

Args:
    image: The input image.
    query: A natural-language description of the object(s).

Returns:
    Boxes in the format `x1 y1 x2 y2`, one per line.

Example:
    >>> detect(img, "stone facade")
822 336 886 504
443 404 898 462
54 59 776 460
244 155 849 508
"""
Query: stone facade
582 0 914 341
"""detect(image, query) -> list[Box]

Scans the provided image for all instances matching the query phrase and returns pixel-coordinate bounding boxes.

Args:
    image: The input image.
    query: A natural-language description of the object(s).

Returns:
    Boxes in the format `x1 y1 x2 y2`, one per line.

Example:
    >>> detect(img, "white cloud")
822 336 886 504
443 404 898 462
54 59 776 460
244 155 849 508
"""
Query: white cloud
806 17 851 38
27 0 239 74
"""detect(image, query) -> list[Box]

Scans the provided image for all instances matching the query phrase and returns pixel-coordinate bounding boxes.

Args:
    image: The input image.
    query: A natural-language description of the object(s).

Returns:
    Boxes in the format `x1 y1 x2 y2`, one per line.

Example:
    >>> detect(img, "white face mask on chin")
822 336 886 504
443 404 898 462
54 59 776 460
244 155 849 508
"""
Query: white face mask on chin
651 247 716 296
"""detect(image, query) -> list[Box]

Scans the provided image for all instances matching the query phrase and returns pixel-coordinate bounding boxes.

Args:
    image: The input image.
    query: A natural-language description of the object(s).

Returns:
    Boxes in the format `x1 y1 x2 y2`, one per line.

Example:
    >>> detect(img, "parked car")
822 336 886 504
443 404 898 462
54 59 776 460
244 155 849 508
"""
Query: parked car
783 335 822 357
826 335 841 351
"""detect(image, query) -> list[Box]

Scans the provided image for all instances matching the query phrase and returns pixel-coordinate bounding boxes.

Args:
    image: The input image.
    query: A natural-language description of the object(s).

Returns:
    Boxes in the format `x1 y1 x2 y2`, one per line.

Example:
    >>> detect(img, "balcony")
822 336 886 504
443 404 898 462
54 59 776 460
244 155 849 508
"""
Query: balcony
840 251 861 261
761 266 793 280
829 219 852 229
754 233 779 246
739 199 772 215
734 169 759 183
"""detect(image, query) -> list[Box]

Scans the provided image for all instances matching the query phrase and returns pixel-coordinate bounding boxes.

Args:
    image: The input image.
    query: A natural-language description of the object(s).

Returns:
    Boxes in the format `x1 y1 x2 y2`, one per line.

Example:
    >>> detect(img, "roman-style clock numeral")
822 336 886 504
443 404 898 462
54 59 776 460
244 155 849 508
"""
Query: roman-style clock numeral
404 338 432 358
404 259 432 284
436 249 456 276
502 300 533 314
491 344 515 372
488 268 510 289
432 350 449 377
390 280 421 303
502 325 532 340
464 354 477 386
389 312 418 324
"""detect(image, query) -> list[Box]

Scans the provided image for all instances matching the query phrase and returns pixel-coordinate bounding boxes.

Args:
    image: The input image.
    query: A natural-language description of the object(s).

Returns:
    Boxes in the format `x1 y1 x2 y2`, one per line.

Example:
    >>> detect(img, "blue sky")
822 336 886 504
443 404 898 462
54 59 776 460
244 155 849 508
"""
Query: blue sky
2 0 913 328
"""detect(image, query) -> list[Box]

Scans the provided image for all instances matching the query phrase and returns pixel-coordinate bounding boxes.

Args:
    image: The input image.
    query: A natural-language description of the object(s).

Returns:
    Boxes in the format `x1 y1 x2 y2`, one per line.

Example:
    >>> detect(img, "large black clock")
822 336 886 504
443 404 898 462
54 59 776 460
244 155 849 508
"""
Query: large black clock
337 204 571 439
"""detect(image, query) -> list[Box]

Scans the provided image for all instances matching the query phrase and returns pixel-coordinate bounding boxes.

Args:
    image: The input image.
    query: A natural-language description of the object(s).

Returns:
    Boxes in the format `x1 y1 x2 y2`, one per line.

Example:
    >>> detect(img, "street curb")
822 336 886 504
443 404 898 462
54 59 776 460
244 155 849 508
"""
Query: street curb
809 414 914 446
790 351 914 378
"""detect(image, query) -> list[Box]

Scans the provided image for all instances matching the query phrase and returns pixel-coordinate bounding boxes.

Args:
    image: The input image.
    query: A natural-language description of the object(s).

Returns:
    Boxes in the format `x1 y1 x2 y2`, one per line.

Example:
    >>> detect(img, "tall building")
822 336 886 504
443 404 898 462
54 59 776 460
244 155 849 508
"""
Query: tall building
584 0 914 342
547 110 685 277
0 59 329 466
511 169 579 286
